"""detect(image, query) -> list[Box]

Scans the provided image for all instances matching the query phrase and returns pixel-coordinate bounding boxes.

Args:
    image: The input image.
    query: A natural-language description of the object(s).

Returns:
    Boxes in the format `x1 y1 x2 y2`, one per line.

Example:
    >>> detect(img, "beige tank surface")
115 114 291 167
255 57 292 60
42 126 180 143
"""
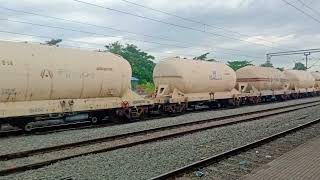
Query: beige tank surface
284 70 315 90
236 66 288 92
311 72 320 88
0 41 131 102
153 57 237 95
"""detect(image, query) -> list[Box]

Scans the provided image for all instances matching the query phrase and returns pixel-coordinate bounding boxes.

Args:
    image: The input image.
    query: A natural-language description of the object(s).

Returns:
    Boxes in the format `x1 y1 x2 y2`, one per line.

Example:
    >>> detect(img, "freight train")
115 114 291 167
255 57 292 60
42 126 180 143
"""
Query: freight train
0 41 319 131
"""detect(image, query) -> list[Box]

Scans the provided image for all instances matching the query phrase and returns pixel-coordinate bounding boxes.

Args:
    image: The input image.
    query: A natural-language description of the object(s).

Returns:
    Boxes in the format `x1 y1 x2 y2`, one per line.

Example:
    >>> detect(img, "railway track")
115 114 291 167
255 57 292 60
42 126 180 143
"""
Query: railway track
150 118 320 180
0 101 319 176
0 120 117 138
1 98 320 138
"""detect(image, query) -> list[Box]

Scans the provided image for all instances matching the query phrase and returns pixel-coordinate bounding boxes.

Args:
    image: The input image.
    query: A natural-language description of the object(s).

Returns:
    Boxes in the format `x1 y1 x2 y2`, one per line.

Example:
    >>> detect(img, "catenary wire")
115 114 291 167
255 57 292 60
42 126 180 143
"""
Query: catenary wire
0 29 263 59
71 0 290 51
296 0 320 17
118 0 281 45
0 6 267 55
281 0 320 24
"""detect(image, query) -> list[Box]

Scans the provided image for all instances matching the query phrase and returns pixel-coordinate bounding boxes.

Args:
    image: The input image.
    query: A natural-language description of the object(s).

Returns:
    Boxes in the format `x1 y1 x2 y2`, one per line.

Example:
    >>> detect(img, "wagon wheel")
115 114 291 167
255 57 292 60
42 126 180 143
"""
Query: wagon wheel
26 124 35 132
138 108 145 120
253 96 260 104
235 98 241 107
15 122 33 132
90 116 99 124
12 119 34 132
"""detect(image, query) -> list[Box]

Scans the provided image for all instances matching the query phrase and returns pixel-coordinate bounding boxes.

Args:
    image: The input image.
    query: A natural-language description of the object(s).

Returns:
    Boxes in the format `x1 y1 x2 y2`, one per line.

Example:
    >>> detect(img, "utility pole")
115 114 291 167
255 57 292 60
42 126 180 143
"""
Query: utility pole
266 54 271 64
304 52 311 70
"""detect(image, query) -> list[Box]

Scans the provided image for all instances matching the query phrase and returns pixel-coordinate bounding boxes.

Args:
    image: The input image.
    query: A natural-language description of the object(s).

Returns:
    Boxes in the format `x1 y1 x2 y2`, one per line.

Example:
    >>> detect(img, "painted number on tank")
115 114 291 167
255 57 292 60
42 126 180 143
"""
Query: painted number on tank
29 108 44 113
1 88 16 95
0 59 13 66
96 67 112 71
209 71 222 80
40 69 53 78
57 69 72 79
81 72 95 79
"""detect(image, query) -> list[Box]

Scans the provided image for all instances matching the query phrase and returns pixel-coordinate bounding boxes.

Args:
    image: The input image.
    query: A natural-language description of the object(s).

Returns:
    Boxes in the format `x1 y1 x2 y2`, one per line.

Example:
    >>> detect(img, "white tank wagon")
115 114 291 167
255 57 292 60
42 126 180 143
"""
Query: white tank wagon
284 70 315 91
153 57 240 112
236 66 289 93
0 41 152 130
311 72 320 88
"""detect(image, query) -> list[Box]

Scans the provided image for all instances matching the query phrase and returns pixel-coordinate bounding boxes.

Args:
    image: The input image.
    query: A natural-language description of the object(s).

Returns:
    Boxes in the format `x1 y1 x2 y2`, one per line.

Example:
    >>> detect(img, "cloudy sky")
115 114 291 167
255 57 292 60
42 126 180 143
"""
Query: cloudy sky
1 0 320 70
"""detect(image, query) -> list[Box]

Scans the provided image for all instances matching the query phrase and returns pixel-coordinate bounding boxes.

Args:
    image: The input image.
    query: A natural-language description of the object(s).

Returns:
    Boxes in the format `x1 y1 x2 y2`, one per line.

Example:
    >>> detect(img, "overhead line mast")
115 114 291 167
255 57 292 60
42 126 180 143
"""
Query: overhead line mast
267 49 320 69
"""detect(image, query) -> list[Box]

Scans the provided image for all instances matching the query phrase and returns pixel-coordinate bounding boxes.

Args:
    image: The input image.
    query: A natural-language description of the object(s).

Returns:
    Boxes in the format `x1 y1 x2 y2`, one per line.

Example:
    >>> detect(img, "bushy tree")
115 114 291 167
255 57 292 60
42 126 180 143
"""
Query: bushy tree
293 62 306 70
105 42 155 84
227 60 253 71
194 52 209 60
193 52 216 62
105 42 122 55
44 39 62 46
260 61 274 67
276 67 284 71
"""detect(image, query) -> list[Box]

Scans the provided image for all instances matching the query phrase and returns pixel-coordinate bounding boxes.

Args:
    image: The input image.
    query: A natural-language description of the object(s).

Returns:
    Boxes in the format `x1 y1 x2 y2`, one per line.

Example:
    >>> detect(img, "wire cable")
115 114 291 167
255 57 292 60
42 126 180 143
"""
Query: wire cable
0 30 198 57
0 28 263 59
0 18 190 48
281 0 320 24
71 0 288 51
0 6 183 44
119 0 279 45
296 0 320 17
0 6 266 55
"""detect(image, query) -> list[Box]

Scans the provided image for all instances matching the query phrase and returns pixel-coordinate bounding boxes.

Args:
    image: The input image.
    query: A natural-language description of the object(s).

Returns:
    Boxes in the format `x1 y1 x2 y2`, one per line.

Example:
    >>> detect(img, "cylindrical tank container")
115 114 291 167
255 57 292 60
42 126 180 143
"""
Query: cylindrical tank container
284 70 315 89
311 72 320 88
153 57 236 93
0 41 131 102
236 66 288 91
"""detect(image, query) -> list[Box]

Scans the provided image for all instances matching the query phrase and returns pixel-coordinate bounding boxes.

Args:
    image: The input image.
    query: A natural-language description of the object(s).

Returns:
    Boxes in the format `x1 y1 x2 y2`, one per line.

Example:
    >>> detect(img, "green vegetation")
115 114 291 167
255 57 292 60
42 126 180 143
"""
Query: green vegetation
227 60 253 71
193 52 216 62
260 61 273 67
44 39 63 46
138 82 155 94
276 67 284 71
105 42 156 92
293 62 306 70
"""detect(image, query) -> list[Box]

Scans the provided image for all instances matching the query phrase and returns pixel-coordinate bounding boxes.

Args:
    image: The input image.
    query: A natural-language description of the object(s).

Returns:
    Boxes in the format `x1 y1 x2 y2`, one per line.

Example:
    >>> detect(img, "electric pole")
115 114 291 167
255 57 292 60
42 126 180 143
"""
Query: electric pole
304 52 311 70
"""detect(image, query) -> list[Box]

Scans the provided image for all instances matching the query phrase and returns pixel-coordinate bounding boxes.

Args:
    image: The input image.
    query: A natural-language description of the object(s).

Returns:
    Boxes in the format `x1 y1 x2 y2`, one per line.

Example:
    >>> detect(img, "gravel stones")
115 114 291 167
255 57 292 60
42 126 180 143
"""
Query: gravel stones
1 97 320 155
1 103 320 180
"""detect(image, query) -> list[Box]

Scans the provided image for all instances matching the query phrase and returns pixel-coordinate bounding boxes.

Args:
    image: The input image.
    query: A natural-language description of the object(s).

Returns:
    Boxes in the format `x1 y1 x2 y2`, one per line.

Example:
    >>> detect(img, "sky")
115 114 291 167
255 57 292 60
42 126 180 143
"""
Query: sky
1 0 320 70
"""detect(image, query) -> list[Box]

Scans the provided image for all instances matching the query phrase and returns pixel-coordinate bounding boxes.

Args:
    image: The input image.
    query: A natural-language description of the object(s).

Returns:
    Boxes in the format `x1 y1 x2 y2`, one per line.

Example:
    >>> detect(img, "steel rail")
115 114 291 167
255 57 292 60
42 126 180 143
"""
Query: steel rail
0 101 319 162
0 102 318 176
150 118 320 180
1 98 319 138
0 100 319 161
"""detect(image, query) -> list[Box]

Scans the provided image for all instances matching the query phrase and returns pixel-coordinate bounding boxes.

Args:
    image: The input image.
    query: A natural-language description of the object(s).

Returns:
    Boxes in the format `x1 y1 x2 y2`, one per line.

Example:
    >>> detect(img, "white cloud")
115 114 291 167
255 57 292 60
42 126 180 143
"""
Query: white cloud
71 36 124 45
243 34 296 46
1 0 320 68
